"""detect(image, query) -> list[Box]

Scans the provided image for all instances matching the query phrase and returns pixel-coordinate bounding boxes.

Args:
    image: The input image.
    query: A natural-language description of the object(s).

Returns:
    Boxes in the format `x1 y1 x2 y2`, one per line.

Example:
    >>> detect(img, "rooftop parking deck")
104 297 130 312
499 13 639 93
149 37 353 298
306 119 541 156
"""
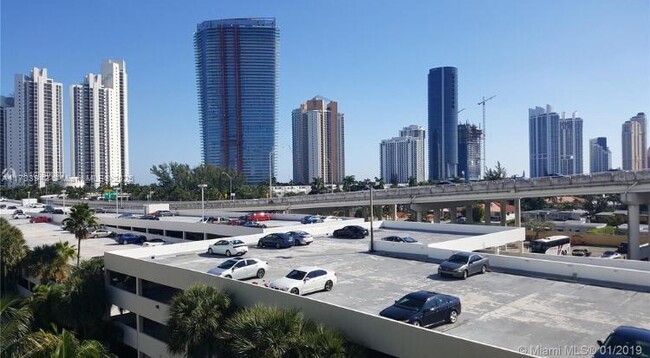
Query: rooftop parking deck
141 230 650 358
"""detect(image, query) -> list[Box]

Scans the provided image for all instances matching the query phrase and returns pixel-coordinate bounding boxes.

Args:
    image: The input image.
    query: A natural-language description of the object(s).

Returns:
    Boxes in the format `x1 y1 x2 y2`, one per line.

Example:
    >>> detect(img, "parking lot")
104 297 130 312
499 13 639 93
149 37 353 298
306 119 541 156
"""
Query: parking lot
149 229 650 358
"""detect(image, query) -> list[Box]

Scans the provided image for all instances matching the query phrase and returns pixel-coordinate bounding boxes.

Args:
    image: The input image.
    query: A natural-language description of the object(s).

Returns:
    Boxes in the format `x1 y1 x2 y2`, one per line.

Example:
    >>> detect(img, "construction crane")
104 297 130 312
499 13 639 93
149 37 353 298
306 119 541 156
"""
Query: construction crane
457 108 466 114
477 95 496 177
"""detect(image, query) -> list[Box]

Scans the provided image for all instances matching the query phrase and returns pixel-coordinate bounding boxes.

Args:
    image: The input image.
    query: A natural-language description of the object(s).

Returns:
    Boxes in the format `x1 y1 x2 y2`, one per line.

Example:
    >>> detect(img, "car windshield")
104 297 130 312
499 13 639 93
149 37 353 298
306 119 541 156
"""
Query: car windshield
402 237 417 243
286 270 307 280
447 254 469 264
231 240 245 246
603 251 616 256
217 260 238 269
394 296 426 311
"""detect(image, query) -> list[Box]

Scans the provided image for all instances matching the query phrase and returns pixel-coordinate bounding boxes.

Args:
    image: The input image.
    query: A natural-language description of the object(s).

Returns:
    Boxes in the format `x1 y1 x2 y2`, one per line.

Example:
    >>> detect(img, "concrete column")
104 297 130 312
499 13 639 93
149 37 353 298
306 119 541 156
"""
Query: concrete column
514 198 521 227
136 278 142 296
182 231 186 240
390 204 398 221
162 229 167 237
520 240 525 253
628 203 641 260
500 200 507 226
465 204 474 223
433 208 441 223
416 211 423 222
484 202 491 225
203 232 208 241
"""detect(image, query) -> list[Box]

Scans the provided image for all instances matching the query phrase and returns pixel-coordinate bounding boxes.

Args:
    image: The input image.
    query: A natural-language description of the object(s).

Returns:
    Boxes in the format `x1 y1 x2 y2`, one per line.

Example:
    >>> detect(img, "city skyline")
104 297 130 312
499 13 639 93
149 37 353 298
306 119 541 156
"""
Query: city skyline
2 0 648 184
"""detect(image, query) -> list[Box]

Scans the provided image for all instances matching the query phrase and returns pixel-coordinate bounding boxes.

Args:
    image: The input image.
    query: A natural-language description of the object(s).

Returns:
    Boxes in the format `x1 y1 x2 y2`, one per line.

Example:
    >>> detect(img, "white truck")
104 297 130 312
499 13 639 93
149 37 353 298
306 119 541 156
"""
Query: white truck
144 203 170 216
21 198 37 207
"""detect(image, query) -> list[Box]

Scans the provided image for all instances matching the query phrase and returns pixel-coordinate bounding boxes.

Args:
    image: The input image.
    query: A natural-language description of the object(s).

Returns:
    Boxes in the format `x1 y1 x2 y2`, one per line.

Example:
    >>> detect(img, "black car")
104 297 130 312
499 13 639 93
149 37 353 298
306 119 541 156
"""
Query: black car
257 233 295 248
379 291 461 327
332 225 368 239
242 221 267 228
593 326 649 358
381 236 419 243
572 248 592 257
139 215 159 220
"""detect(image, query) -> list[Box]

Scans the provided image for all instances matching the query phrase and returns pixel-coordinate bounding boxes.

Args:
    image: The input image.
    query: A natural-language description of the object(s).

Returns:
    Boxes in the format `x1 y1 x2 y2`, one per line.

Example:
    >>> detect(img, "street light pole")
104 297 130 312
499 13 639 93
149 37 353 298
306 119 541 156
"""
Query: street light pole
268 150 275 200
198 184 207 222
115 187 119 216
222 172 233 201
61 190 66 211
369 183 375 252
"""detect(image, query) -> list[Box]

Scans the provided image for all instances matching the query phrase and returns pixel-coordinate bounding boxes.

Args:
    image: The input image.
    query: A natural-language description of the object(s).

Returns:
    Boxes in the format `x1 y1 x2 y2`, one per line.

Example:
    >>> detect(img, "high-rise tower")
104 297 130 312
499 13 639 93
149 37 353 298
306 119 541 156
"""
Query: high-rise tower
380 125 426 184
195 18 279 183
292 97 345 185
5 68 63 188
529 105 560 178
622 113 647 171
428 67 458 181
457 122 483 181
589 137 611 173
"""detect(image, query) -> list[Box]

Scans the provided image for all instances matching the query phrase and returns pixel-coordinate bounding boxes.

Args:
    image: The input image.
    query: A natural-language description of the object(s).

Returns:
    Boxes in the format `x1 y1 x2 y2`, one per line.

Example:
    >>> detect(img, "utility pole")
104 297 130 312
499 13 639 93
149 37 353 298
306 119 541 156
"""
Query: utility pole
477 95 496 177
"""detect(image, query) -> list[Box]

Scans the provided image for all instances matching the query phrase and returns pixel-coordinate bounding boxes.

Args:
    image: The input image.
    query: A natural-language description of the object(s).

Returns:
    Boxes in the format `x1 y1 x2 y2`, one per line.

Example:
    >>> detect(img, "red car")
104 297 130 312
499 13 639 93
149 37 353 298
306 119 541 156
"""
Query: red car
30 216 52 223
245 212 271 221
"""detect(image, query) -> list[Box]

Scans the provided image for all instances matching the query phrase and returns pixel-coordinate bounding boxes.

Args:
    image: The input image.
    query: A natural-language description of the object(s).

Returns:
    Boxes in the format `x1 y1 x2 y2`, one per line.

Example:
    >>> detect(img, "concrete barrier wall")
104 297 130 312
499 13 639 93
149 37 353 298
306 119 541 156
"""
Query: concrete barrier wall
115 322 138 350
380 220 514 235
108 286 169 324
432 228 526 251
513 252 650 271
372 242 650 291
104 253 530 358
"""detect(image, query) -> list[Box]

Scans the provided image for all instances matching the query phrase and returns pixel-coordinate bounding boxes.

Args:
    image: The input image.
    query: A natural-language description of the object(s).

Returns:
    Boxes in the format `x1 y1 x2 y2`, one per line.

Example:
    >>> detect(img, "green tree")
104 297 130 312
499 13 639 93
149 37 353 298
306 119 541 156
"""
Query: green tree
484 161 508 181
310 178 327 195
27 328 115 358
221 305 345 358
25 242 77 284
0 296 35 357
63 203 98 266
28 283 70 332
407 176 418 187
0 218 28 293
342 175 356 192
167 284 232 357
65 258 107 340
523 219 555 240
521 197 545 211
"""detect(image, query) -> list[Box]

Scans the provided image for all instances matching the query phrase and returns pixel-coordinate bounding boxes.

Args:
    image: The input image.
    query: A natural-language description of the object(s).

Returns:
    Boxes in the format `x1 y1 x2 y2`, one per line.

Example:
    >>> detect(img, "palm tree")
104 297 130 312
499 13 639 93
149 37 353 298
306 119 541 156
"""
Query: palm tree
0 218 28 293
65 257 107 340
26 328 115 358
63 203 98 266
166 284 232 357
221 305 346 358
28 283 70 332
0 296 35 357
342 175 356 192
26 242 77 284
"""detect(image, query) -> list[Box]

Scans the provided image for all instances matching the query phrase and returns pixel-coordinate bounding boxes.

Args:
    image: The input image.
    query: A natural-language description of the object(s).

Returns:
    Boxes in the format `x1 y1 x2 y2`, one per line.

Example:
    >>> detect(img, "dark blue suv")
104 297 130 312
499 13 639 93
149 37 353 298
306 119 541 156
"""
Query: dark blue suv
115 233 146 245
379 291 461 327
257 233 295 249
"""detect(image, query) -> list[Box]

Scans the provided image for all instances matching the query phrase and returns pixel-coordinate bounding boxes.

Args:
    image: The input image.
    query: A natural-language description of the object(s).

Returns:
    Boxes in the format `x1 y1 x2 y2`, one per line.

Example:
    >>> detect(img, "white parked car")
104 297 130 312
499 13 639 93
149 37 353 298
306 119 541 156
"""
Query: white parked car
269 266 337 295
601 251 623 259
89 228 113 238
208 239 248 257
285 231 314 245
207 258 268 280
142 238 166 247
13 212 31 219
322 215 342 222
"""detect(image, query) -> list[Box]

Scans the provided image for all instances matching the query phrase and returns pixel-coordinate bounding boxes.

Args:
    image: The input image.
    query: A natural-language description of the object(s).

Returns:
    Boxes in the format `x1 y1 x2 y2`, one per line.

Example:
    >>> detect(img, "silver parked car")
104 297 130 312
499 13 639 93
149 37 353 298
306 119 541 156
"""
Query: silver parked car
438 252 489 279
207 258 268 280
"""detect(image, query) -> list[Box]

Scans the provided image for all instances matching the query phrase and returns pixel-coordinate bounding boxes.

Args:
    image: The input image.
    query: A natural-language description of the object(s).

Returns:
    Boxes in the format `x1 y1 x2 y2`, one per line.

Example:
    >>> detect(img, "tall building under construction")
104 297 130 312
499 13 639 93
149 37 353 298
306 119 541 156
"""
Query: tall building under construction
458 122 482 180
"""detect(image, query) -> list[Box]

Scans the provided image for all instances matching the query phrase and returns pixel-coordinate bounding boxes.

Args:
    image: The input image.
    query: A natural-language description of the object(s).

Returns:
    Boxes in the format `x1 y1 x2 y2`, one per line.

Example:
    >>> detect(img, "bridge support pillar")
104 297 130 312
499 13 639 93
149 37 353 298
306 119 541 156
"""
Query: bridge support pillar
484 202 491 225
620 192 650 260
514 198 521 227
389 204 398 221
465 204 474 223
182 231 186 240
411 203 436 223
433 208 442 223
500 200 508 226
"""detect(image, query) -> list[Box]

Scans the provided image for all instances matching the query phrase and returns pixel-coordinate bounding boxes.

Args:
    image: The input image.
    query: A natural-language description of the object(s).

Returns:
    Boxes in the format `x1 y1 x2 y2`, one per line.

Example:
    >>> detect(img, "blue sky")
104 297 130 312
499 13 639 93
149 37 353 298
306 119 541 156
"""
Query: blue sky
2 0 648 184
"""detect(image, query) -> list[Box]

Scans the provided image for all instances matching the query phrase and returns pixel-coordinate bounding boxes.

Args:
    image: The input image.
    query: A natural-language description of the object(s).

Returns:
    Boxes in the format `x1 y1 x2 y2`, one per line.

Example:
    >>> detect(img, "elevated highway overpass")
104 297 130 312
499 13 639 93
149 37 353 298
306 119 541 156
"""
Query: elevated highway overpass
52 170 650 259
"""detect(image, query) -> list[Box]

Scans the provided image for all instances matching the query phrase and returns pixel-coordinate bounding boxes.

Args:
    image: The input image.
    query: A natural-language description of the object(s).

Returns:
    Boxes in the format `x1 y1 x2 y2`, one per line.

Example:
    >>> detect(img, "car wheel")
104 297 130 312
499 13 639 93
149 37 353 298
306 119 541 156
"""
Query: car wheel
462 270 468 279
225 275 232 279
481 265 487 274
119 240 124 245
324 280 333 291
256 269 265 278
448 310 459 324
208 248 213 255
412 320 421 327
226 250 232 257
275 242 281 249
258 240 263 248
290 288 299 295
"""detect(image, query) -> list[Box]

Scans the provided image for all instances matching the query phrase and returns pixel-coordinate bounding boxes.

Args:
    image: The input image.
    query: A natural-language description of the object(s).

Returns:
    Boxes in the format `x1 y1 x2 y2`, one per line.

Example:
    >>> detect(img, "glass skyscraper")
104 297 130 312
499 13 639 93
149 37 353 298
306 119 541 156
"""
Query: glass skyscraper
529 105 560 177
428 67 458 181
194 18 279 183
